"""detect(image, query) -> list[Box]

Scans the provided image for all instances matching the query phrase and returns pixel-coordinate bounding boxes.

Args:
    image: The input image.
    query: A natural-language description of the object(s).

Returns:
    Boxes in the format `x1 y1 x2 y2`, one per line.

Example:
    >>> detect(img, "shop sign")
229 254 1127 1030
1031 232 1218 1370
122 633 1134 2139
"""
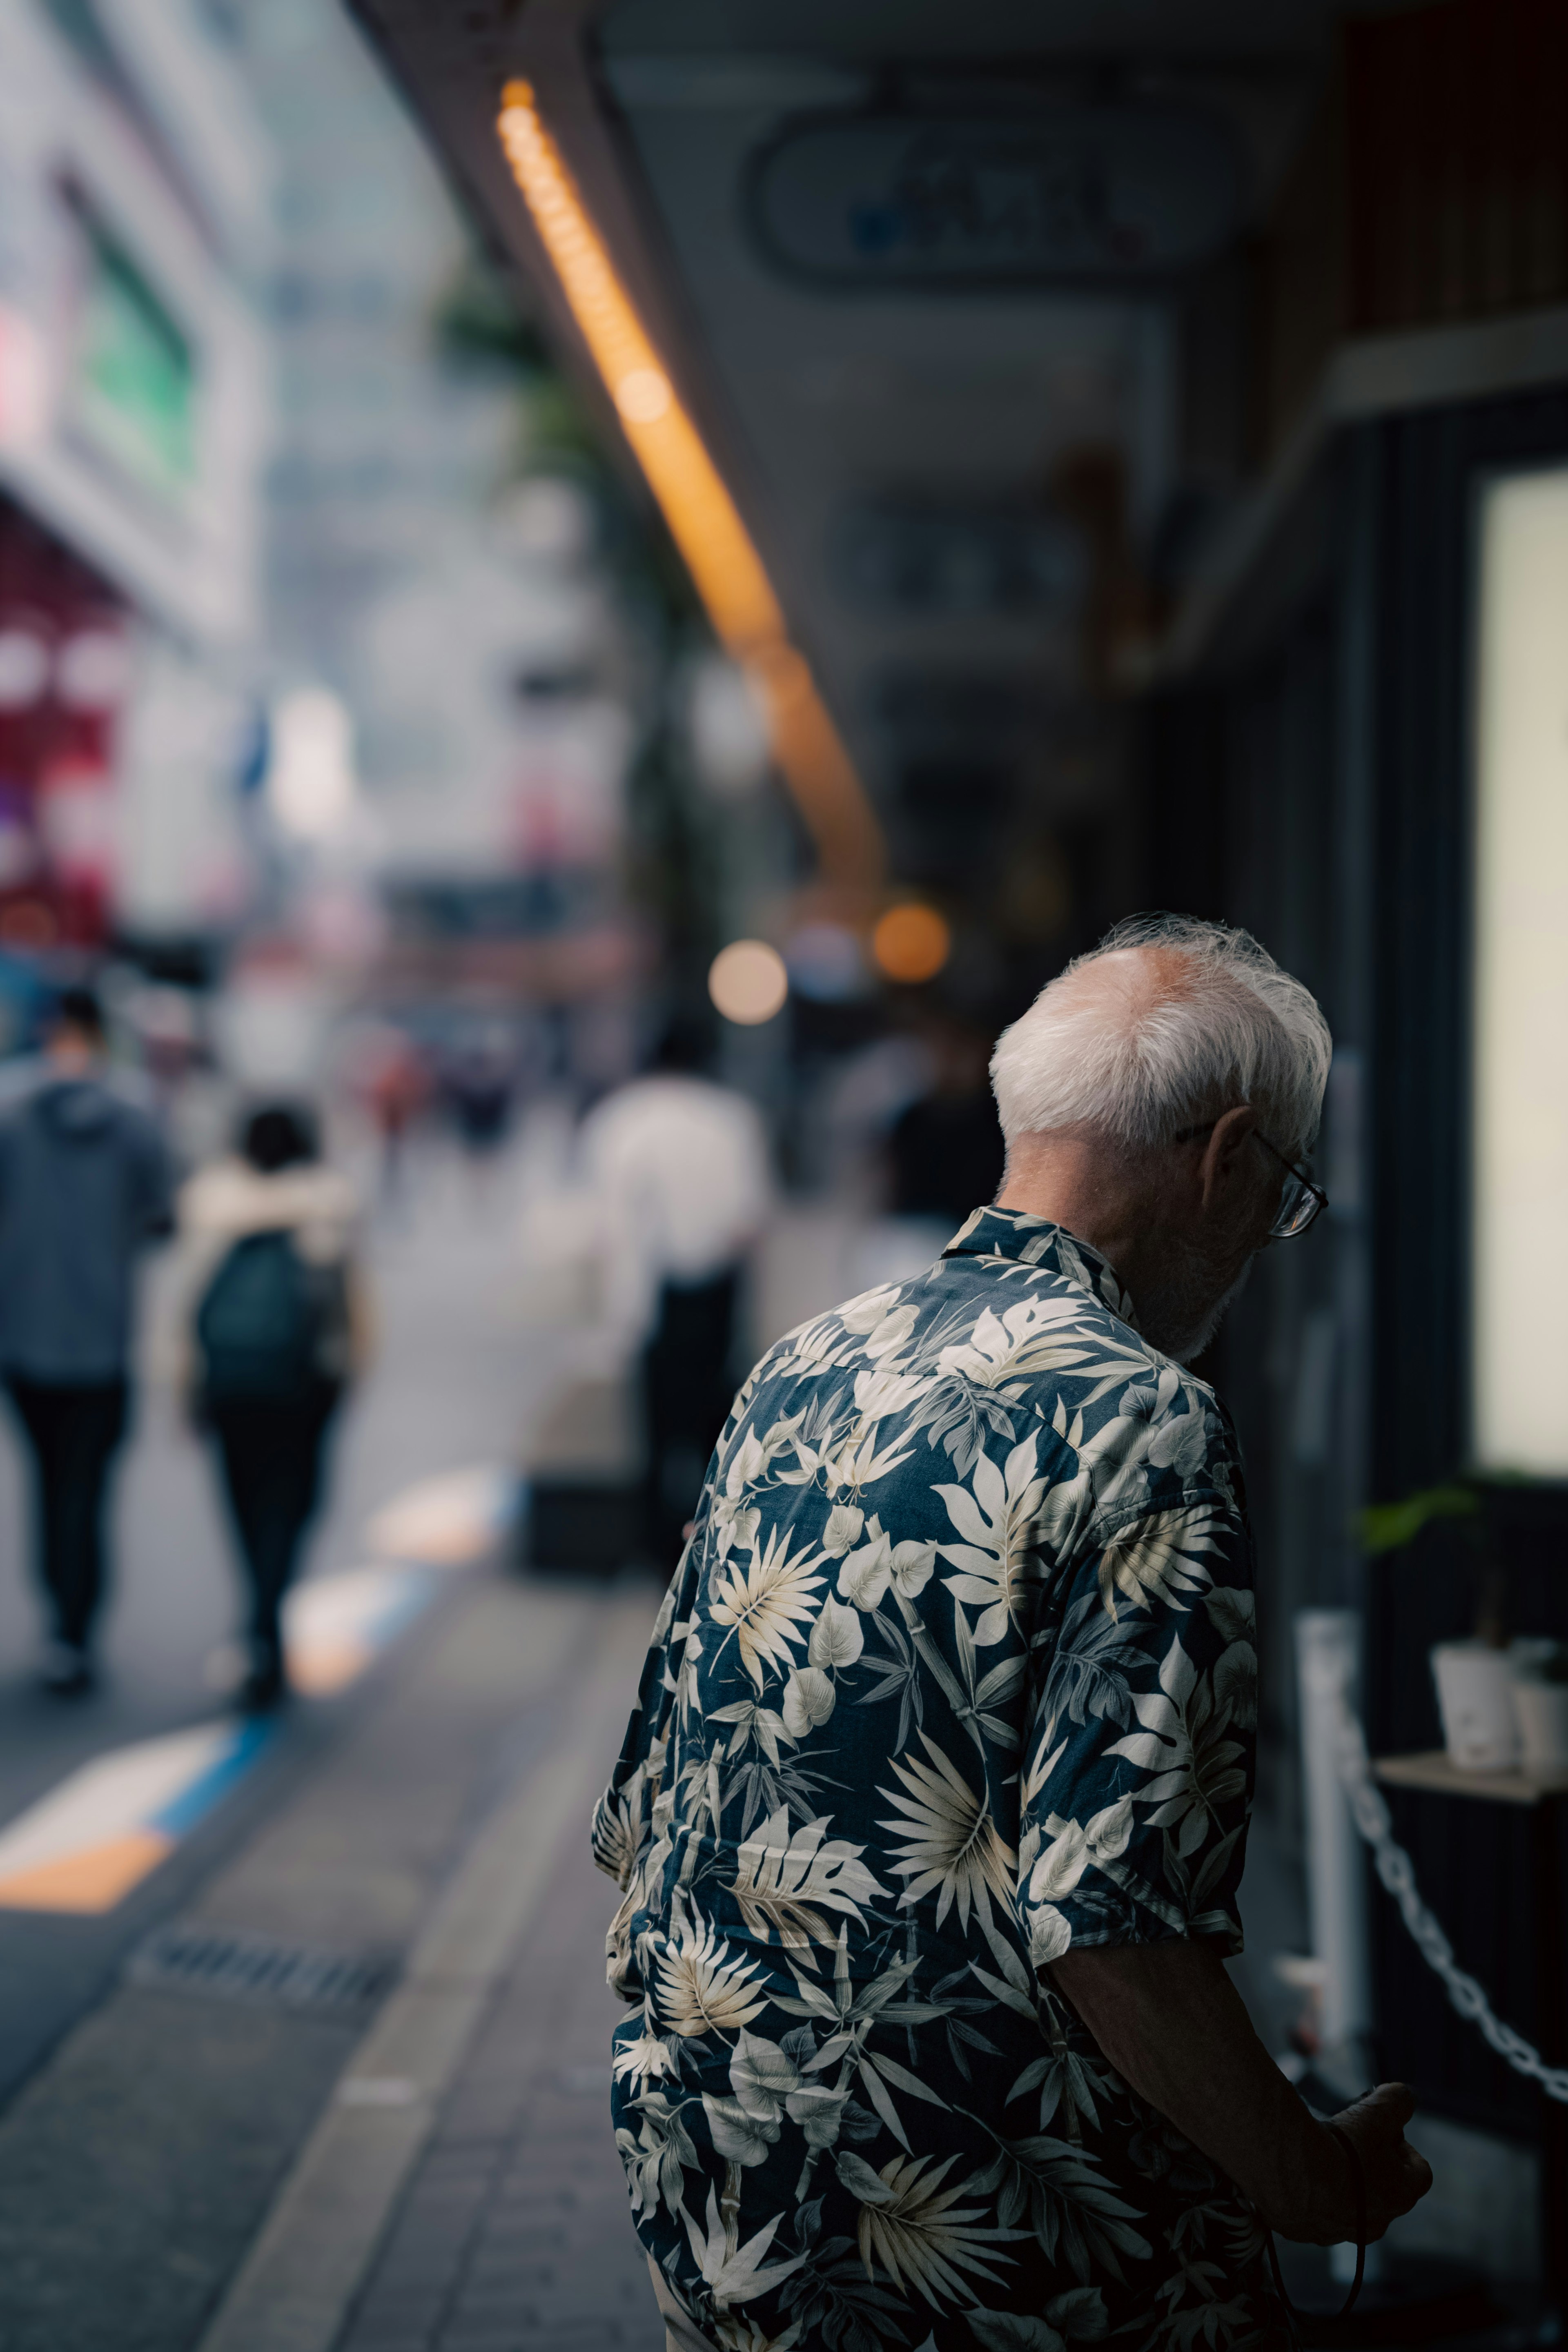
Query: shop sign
834 504 1085 616
749 107 1241 289
68 202 196 504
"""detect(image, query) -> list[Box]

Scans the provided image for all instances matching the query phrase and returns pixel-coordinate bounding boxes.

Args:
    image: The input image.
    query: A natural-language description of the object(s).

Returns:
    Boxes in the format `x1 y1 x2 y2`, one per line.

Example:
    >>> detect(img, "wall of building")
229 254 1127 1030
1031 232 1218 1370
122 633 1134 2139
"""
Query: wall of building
0 0 274 952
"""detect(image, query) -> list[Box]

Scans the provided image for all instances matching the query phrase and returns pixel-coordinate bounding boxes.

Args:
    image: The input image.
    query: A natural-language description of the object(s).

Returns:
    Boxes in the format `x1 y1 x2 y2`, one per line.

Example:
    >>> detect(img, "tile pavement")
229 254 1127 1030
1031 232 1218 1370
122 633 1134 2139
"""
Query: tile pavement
338 1786 663 2352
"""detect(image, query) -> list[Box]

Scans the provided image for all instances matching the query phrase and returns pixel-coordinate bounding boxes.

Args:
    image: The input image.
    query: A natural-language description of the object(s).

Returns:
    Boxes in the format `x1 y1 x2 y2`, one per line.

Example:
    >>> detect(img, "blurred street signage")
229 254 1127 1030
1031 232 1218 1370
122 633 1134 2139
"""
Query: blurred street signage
835 503 1085 615
66 195 196 507
750 107 1241 288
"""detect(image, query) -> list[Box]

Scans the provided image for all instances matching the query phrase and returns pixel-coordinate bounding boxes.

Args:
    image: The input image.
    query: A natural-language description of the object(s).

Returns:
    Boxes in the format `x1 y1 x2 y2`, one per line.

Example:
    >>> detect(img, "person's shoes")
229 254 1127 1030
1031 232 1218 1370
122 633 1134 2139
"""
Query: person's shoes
38 1641 94 1698
235 1653 287 1715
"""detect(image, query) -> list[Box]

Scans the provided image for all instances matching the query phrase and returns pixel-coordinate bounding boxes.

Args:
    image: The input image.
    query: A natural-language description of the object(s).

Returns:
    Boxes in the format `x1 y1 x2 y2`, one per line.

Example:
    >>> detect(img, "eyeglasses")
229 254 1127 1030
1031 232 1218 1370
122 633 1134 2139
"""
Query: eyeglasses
1173 1122 1329 1241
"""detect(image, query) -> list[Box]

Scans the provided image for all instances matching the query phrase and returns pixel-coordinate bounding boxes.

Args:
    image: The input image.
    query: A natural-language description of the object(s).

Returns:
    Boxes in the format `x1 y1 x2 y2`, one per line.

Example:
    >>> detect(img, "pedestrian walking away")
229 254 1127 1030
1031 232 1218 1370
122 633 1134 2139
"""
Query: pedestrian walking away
579 1015 772 1570
179 1102 368 1713
593 916 1432 2352
0 984 174 1696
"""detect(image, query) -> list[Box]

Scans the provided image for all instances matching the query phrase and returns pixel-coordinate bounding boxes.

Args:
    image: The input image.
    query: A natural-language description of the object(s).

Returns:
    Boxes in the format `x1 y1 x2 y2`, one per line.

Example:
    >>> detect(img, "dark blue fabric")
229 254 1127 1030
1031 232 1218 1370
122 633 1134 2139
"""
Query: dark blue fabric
0 1070 172 1381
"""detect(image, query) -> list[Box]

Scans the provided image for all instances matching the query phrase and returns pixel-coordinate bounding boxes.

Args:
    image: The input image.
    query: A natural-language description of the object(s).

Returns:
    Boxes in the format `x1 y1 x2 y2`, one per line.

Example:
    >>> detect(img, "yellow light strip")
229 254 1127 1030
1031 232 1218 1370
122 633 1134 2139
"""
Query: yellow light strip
497 80 883 891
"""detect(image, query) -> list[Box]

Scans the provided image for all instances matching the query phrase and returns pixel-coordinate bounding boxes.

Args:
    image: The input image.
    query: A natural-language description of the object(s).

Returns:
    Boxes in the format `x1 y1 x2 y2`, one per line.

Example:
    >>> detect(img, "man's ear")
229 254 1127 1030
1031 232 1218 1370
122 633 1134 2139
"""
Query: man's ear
1198 1105 1258 1207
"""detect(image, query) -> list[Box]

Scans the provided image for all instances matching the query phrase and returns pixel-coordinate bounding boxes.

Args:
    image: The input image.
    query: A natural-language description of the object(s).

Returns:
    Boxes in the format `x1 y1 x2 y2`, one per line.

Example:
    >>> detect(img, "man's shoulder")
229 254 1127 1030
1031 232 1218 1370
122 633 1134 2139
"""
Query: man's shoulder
734 1269 932 1408
1079 1342 1246 1536
924 1254 1244 1521
0 1061 157 1116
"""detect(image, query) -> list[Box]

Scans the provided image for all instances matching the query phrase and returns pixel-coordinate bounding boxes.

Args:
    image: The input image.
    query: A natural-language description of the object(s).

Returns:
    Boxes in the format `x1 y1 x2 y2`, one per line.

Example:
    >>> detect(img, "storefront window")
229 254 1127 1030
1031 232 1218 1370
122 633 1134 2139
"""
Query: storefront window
1472 466 1568 1475
68 200 195 502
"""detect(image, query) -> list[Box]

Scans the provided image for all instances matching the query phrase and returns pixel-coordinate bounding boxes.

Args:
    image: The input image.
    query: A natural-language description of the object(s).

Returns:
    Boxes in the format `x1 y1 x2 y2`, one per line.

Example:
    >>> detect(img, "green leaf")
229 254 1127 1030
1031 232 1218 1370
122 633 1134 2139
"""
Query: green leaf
1356 1484 1480 1557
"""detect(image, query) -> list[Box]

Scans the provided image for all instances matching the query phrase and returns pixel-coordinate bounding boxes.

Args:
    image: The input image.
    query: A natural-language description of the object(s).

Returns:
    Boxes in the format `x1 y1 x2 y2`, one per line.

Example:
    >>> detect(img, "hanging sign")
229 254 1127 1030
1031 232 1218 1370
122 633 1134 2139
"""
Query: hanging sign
749 107 1241 289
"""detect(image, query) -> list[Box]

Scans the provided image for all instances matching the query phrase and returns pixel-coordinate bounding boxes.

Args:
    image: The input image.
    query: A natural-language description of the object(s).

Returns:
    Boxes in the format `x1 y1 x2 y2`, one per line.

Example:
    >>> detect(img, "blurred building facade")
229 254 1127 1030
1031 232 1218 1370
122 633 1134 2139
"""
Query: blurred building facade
0 0 665 1098
0 0 269 983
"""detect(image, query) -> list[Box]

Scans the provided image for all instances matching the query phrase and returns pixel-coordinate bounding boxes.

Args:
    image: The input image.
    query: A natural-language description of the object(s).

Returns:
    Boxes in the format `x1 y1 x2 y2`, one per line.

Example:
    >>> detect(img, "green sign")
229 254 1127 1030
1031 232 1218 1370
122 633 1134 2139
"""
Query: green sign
72 209 195 500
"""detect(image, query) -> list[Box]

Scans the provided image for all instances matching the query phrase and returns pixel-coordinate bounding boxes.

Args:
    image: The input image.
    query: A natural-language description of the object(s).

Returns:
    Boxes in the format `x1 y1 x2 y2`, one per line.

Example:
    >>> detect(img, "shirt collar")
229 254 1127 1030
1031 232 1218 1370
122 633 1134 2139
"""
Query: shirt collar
942 1204 1141 1331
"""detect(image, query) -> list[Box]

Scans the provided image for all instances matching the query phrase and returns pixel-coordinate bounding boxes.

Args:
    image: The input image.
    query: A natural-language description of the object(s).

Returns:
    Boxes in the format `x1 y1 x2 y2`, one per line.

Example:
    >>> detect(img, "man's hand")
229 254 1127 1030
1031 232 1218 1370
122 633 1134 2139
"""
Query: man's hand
1049 1939 1433 2246
1314 2081 1433 2245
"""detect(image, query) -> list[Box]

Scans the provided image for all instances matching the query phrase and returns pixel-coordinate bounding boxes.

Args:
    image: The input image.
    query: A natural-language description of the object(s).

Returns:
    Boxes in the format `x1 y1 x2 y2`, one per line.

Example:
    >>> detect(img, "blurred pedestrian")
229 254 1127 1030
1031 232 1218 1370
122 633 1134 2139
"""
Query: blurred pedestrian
886 1007 1005 1223
443 1026 514 1192
0 984 173 1695
578 1018 770 1567
352 1025 428 1207
180 1103 365 1712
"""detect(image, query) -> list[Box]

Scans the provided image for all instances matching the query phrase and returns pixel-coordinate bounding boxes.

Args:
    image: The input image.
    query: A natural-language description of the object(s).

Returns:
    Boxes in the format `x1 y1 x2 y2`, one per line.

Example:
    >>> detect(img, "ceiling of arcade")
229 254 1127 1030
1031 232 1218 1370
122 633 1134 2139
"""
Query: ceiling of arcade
351 0 1433 961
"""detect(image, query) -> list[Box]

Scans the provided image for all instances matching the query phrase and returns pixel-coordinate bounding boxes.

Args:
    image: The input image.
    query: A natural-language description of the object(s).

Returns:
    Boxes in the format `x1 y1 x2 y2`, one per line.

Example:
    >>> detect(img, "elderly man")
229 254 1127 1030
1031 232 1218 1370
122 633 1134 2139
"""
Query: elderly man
594 915 1430 2352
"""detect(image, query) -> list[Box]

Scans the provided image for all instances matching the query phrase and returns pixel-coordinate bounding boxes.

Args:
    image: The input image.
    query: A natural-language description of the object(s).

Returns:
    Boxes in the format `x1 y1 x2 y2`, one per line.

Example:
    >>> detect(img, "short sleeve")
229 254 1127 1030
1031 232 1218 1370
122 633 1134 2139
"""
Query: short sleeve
1015 1494 1257 1969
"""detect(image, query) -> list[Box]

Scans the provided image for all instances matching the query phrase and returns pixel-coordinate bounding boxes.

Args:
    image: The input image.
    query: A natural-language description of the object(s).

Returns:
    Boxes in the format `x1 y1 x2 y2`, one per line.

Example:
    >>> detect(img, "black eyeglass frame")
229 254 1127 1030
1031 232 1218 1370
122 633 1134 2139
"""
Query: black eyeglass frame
1172 1120 1329 1241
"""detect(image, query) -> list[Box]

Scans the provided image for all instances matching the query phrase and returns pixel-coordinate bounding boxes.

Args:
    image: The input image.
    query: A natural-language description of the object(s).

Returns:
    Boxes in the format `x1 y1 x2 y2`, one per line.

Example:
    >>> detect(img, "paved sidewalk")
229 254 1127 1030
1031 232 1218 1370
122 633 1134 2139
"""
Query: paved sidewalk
338 1801 662 2352
0 1566 662 2352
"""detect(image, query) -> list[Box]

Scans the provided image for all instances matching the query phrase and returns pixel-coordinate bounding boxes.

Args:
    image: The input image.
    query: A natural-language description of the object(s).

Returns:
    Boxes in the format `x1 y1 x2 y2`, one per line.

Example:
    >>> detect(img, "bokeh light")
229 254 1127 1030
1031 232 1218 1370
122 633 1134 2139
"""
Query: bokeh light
708 938 788 1025
872 902 951 984
614 366 672 423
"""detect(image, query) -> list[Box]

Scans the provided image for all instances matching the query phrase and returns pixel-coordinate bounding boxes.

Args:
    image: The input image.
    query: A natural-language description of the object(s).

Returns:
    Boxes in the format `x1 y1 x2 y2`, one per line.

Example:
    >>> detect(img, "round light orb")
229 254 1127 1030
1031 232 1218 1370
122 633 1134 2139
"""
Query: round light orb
708 939 788 1026
872 902 951 984
615 367 672 425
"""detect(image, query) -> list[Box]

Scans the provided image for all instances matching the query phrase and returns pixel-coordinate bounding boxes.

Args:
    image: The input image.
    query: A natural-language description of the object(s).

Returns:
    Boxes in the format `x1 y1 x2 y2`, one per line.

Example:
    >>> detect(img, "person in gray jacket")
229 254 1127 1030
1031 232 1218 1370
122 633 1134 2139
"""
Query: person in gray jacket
0 987 174 1693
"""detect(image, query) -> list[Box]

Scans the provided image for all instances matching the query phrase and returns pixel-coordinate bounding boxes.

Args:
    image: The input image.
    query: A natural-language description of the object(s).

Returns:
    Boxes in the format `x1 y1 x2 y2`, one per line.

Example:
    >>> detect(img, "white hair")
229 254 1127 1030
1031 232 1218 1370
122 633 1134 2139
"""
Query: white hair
990 913 1332 1160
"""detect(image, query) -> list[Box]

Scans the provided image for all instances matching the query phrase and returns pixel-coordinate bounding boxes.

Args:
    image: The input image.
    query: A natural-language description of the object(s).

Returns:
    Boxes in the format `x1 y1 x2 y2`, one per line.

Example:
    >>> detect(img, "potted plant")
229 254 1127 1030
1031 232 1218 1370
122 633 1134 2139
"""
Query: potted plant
1359 1475 1559 1772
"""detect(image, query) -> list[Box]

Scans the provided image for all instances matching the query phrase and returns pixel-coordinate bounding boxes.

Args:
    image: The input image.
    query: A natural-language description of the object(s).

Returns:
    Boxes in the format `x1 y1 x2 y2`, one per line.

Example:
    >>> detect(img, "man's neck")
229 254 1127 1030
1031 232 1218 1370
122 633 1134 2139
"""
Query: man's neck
996 1131 1167 1312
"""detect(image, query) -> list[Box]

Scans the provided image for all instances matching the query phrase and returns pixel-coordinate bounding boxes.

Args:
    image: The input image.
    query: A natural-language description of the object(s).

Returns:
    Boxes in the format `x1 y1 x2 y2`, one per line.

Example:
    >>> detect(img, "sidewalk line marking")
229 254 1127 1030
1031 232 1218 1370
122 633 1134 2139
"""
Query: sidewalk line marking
0 1722 274 1915
286 1564 437 1695
0 1550 453 1915
364 1463 519 1566
195 1593 651 2352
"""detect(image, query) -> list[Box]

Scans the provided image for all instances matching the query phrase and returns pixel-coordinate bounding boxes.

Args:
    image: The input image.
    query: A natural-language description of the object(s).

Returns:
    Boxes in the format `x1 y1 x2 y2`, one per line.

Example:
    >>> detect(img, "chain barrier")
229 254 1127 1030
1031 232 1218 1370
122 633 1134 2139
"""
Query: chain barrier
1327 1680 1568 2104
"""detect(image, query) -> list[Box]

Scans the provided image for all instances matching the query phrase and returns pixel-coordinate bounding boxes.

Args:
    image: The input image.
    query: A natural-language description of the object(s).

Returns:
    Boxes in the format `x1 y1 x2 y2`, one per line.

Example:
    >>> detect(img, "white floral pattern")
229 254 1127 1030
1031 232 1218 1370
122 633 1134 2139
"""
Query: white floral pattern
595 1207 1279 2350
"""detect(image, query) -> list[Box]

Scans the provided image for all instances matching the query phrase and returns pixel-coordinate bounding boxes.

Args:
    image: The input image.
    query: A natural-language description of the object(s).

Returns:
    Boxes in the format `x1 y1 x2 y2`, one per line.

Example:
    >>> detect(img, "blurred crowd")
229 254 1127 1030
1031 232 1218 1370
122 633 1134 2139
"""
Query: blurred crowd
0 969 1007 1713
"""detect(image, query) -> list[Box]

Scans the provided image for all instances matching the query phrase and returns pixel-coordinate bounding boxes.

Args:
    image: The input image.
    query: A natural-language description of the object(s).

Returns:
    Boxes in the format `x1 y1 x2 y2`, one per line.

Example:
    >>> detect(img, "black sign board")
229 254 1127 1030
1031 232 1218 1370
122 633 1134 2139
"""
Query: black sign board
749 108 1242 290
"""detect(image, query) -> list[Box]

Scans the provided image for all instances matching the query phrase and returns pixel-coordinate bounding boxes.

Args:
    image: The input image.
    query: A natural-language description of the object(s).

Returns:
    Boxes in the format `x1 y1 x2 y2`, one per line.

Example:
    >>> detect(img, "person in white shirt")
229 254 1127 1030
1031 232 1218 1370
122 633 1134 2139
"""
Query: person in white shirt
577 1019 771 1565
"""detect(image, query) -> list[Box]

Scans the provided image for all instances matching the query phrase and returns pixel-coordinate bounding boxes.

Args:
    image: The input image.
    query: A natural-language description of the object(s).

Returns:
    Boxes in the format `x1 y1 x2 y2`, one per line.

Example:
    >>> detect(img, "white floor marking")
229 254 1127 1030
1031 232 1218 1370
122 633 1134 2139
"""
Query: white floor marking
0 1723 241 1881
363 1464 517 1565
285 1565 435 1696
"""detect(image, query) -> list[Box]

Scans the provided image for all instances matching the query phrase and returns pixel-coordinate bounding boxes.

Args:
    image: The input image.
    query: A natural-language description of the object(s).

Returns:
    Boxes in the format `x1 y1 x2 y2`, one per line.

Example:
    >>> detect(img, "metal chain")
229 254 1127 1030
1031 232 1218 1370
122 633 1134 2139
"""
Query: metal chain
1327 1684 1568 2103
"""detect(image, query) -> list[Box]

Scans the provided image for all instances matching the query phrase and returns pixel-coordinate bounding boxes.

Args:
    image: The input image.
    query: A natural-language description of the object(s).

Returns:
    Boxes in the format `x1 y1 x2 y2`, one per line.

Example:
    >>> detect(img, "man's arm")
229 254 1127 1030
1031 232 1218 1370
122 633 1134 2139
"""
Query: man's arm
132 1111 177 1243
1051 1938 1432 2244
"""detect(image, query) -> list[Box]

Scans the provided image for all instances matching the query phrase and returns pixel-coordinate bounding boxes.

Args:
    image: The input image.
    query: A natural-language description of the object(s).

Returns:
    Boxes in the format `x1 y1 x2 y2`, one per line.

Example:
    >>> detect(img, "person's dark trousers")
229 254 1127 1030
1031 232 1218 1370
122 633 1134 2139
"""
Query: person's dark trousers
641 1267 738 1568
207 1389 339 1685
6 1376 129 1655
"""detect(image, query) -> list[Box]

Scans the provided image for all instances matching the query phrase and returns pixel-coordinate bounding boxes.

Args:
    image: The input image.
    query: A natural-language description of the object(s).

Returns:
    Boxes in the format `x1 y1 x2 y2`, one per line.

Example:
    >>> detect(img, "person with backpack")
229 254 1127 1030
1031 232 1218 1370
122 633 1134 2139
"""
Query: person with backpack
0 985 174 1694
180 1102 365 1712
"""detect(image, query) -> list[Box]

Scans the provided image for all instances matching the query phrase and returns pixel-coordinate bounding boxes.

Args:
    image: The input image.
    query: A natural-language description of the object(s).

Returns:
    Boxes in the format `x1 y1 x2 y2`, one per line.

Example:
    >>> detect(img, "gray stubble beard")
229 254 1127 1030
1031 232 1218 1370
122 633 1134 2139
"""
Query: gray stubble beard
1136 1246 1255 1366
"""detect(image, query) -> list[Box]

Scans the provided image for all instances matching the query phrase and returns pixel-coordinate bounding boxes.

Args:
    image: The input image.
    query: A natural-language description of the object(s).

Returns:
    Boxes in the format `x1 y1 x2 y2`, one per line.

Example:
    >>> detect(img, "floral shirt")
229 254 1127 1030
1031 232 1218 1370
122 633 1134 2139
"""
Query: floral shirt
593 1207 1279 2352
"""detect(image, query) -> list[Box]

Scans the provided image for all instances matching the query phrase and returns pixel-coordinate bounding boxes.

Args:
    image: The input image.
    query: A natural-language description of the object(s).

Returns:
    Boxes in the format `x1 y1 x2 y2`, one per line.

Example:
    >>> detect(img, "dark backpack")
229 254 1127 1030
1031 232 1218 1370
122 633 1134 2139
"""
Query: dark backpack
195 1229 345 1403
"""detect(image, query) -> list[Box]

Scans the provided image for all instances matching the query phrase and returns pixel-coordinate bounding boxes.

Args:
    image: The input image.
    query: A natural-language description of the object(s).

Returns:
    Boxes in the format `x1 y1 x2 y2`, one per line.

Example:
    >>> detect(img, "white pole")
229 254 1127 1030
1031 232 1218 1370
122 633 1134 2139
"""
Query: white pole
1296 1608 1373 2050
1295 1607 1380 2285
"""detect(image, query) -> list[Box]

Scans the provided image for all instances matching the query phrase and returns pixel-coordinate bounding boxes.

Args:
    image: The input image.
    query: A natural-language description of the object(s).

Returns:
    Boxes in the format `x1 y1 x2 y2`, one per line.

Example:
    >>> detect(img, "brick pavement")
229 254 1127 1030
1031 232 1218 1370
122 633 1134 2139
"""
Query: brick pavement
339 1768 662 2352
